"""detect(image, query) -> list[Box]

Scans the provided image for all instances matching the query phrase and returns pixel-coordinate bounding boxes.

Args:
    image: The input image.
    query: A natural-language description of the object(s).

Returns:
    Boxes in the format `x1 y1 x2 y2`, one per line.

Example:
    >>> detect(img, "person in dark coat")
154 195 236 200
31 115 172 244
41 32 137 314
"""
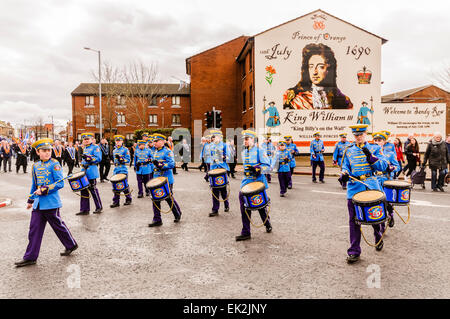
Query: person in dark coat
99 138 112 182
422 132 450 192
0 140 12 172
63 141 77 175
14 141 29 173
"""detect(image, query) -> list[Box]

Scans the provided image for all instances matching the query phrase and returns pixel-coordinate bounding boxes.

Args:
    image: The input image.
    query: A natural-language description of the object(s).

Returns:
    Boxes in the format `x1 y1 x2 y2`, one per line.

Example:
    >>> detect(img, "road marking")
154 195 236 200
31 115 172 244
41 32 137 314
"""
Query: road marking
413 215 450 222
410 200 450 209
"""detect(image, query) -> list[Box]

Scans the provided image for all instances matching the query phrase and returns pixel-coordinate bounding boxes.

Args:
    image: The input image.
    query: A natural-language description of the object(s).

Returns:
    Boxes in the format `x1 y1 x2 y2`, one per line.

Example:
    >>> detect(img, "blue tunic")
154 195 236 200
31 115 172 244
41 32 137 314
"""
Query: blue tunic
383 142 397 157
263 106 281 127
341 142 388 199
375 148 401 185
134 148 153 175
285 142 299 168
210 141 230 171
203 143 212 164
241 145 271 189
272 149 293 172
333 141 351 166
153 147 175 185
357 106 373 124
112 146 130 175
81 144 102 180
261 142 276 165
29 159 64 210
310 139 324 162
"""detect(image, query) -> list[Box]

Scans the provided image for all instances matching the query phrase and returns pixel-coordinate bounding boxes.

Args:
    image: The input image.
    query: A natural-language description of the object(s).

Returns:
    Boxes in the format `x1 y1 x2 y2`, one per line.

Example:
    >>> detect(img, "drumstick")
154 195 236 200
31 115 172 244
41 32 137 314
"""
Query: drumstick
28 174 73 198
348 175 371 189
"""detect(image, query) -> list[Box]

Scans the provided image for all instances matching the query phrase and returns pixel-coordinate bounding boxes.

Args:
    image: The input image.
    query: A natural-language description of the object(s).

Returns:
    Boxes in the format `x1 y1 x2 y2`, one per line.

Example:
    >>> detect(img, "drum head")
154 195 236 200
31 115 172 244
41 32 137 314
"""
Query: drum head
208 168 227 176
241 181 265 195
146 176 167 188
352 190 385 204
69 171 85 180
383 180 411 188
110 173 127 182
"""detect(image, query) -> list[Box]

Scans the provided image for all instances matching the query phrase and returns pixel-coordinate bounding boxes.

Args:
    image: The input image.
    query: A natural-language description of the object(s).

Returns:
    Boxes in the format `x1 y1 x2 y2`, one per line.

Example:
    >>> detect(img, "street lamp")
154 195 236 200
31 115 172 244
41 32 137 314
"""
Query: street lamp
84 47 102 140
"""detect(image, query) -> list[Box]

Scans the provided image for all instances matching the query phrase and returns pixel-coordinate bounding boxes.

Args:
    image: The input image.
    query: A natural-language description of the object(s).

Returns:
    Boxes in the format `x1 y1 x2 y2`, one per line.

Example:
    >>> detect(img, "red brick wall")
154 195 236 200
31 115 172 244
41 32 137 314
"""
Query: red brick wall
239 46 255 130
188 36 249 135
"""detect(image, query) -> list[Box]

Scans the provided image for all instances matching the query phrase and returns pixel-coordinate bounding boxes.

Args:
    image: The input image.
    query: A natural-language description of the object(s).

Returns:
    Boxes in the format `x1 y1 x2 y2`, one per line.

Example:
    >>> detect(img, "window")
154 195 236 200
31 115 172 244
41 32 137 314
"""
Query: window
148 96 158 107
117 95 126 106
149 114 158 125
249 85 253 109
126 133 134 140
117 113 126 125
85 96 94 107
242 90 247 112
249 50 252 71
172 96 180 106
85 114 95 125
241 62 246 79
172 114 181 125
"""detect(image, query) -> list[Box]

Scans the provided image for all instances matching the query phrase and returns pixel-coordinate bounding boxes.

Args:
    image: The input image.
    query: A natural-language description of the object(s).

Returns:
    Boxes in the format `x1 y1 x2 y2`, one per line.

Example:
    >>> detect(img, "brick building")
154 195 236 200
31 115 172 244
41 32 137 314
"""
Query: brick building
0 120 14 138
71 83 190 141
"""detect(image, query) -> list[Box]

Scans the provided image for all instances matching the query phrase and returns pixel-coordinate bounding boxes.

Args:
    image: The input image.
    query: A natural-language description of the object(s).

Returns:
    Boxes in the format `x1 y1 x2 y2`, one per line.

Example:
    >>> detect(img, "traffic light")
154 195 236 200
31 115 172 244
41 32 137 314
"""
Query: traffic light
215 110 222 128
204 111 213 129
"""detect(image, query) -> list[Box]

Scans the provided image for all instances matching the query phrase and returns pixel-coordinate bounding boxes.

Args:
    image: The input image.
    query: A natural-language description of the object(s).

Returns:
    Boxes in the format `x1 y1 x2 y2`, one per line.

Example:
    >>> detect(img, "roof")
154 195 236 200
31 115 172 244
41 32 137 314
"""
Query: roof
381 84 450 102
253 9 388 44
71 83 190 96
185 35 249 61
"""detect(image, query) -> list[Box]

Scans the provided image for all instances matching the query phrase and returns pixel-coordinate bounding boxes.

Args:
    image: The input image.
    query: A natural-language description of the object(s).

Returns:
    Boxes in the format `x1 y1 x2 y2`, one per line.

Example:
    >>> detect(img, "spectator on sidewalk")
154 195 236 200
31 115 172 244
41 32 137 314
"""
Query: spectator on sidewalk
393 137 405 179
422 132 450 192
404 137 420 179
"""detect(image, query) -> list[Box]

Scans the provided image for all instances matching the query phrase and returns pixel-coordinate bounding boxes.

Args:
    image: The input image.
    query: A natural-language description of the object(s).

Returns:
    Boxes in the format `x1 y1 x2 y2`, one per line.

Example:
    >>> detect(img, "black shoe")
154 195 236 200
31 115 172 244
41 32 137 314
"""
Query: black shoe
280 193 285 197
146 193 150 197
235 234 251 241
432 188 439 192
100 180 104 183
224 207 229 212
287 185 292 189
60 244 78 256
343 186 347 190
110 203 120 208
320 180 325 183
266 225 272 233
312 180 317 183
148 221 163 227
388 217 395 228
104 178 109 181
174 214 182 223
137 194 143 198
14 259 37 268
209 211 219 217
124 200 132 206
76 211 89 216
93 209 103 214
376 240 384 251
231 174 236 179
438 186 445 192
346 255 360 264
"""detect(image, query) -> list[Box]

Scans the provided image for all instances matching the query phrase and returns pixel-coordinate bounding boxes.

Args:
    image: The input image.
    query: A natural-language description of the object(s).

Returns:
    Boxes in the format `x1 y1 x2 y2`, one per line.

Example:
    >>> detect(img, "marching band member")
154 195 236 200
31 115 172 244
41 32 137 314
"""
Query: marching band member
15 140 29 174
340 124 388 264
51 140 64 166
380 130 397 156
78 133 103 215
310 132 325 183
134 140 153 198
373 131 401 229
284 135 299 189
110 135 132 207
261 137 275 183
15 138 77 268
333 133 352 189
148 133 182 227
209 129 230 217
236 130 272 241
272 141 293 197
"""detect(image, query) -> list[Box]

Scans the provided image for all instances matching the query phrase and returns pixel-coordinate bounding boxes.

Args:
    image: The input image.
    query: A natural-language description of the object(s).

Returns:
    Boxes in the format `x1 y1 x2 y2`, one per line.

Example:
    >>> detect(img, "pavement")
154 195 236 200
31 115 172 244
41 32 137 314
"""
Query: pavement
0 166 449 298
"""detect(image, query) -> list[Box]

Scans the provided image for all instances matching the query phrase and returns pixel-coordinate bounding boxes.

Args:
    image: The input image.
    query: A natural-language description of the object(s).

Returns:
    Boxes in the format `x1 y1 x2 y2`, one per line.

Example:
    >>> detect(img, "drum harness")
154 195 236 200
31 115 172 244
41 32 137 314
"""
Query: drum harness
28 173 73 200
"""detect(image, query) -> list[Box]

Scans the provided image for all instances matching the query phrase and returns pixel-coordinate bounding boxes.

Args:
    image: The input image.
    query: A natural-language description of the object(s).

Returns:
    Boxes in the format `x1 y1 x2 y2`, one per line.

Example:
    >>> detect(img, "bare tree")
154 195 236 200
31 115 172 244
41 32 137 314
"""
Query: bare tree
430 60 450 92
121 61 163 129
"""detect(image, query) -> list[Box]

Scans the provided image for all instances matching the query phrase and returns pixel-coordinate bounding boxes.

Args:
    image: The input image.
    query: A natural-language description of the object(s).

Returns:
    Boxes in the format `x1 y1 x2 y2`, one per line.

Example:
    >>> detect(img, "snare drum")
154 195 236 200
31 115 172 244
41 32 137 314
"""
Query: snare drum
383 180 411 205
146 176 170 201
208 168 228 188
110 173 129 193
352 190 387 225
241 181 269 210
67 171 90 192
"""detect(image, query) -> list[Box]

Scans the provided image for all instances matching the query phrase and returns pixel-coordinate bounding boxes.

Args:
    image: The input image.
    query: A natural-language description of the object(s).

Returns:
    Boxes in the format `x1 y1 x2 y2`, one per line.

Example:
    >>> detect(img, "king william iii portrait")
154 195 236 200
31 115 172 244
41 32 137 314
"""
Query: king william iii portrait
283 43 353 110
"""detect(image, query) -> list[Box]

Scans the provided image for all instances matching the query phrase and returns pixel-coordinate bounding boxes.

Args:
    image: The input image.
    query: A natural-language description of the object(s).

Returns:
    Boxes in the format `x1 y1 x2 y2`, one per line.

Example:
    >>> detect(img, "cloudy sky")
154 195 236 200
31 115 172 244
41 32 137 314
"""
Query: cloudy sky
1 0 449 128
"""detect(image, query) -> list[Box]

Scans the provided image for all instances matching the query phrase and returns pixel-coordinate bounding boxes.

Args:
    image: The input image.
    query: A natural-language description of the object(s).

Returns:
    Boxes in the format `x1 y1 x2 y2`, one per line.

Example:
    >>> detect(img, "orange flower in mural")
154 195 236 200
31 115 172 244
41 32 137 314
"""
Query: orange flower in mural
265 65 276 85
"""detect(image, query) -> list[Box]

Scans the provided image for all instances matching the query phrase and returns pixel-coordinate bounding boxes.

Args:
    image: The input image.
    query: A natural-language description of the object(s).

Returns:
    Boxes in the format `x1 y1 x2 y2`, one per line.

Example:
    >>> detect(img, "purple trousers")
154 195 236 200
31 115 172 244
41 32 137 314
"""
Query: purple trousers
137 173 151 196
152 184 182 222
80 179 102 212
212 187 229 212
347 199 382 256
239 192 271 236
278 171 291 194
23 207 77 261
312 160 325 182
